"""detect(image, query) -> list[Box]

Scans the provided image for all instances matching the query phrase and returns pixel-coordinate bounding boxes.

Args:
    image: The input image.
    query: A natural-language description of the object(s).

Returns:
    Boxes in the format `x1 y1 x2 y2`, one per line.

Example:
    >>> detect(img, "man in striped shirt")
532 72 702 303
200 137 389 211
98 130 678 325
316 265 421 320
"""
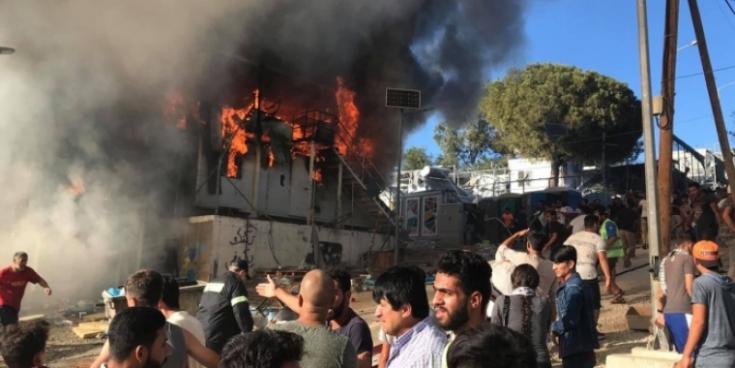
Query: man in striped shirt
197 259 253 353
373 266 447 368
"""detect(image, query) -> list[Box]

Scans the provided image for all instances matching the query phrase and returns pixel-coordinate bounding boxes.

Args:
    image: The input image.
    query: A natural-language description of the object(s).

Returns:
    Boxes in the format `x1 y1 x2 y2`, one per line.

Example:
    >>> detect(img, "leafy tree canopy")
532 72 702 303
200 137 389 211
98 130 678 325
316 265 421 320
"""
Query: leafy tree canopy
479 63 642 165
403 147 433 170
433 118 499 168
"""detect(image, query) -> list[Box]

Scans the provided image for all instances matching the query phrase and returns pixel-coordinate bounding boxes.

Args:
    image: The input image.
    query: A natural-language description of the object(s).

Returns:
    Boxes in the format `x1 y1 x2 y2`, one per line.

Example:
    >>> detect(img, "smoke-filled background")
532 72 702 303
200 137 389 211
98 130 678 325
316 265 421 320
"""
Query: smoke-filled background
0 1 526 310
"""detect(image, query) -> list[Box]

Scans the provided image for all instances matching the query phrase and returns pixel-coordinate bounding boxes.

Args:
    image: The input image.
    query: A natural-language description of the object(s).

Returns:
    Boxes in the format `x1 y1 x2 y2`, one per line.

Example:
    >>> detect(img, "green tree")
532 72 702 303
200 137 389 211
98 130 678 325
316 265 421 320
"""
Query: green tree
403 147 432 170
433 124 462 167
433 118 500 168
480 63 641 186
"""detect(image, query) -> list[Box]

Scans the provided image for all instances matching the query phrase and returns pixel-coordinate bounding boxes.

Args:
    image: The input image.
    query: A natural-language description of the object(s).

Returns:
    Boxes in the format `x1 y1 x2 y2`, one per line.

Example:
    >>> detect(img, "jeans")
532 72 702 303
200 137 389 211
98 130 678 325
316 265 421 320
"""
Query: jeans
562 352 596 368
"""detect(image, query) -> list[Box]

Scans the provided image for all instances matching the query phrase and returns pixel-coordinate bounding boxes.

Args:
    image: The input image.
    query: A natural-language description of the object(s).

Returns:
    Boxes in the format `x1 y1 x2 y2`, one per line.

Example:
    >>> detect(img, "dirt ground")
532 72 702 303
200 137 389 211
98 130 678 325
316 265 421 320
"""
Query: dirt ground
4 247 668 368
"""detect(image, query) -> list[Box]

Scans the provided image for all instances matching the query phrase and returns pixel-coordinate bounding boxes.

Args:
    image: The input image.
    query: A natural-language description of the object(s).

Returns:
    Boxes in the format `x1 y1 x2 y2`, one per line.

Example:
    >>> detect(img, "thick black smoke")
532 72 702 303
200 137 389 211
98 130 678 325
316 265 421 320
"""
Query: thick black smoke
0 0 525 306
202 0 527 169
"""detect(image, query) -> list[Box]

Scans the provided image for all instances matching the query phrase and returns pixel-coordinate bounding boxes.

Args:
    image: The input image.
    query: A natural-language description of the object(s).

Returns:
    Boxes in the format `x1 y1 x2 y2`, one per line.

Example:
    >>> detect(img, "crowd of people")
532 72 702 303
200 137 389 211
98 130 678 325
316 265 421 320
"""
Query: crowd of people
2 183 735 367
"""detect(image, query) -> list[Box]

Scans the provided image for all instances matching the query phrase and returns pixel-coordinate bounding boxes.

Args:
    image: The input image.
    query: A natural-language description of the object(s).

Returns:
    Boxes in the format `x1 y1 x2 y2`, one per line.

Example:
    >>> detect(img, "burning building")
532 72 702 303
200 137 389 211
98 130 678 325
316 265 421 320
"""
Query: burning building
0 1 528 302
180 79 397 277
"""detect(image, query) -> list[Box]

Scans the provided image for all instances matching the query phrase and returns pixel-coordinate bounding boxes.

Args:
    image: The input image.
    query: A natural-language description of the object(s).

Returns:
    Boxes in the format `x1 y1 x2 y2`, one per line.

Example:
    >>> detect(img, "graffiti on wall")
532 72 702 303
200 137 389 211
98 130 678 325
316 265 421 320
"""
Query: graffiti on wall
229 221 257 266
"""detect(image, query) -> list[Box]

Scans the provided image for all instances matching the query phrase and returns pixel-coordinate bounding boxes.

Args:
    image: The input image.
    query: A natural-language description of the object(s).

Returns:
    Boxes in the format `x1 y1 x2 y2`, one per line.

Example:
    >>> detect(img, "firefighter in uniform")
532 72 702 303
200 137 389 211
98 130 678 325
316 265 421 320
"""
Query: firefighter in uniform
197 258 254 352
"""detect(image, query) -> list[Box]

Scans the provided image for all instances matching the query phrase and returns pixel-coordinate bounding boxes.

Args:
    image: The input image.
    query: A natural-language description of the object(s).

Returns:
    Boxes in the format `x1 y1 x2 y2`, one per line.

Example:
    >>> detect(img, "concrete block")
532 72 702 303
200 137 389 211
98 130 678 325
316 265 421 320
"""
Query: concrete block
630 347 682 360
606 347 681 368
626 303 652 331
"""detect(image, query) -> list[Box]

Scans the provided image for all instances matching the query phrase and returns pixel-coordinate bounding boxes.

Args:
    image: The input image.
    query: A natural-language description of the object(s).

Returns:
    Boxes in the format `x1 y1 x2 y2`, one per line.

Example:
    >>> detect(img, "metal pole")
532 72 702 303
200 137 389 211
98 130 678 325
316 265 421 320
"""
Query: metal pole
308 140 320 267
602 132 607 189
636 0 662 340
308 141 316 225
337 160 343 228
688 0 735 205
215 151 223 216
252 89 262 216
394 110 404 265
658 0 680 255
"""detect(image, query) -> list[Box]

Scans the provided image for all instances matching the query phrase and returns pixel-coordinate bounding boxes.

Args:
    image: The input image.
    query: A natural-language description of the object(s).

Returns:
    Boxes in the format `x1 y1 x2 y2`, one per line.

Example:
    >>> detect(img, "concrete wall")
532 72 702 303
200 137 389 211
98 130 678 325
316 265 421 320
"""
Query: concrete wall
508 158 553 193
179 215 392 280
507 158 583 193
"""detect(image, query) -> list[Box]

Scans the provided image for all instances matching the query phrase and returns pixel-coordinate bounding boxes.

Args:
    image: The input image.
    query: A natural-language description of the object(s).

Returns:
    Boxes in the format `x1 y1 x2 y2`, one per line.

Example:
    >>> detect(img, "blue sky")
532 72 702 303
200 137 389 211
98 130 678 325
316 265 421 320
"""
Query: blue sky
405 0 735 159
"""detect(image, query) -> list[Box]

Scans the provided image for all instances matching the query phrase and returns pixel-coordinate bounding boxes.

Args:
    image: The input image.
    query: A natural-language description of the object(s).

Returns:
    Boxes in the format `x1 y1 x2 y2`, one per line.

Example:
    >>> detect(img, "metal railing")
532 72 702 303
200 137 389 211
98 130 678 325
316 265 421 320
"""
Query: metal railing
291 110 395 226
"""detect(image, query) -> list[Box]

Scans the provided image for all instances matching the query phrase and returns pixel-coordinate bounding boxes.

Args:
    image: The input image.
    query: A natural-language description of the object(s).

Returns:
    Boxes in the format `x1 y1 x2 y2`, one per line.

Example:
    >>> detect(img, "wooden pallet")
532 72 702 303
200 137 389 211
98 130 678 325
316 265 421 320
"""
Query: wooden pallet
72 321 108 339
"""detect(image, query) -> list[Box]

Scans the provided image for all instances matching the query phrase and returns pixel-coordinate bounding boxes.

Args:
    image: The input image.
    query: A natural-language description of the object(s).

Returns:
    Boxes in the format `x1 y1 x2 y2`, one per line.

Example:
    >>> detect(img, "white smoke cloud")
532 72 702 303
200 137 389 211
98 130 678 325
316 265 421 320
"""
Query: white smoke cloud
0 1 257 309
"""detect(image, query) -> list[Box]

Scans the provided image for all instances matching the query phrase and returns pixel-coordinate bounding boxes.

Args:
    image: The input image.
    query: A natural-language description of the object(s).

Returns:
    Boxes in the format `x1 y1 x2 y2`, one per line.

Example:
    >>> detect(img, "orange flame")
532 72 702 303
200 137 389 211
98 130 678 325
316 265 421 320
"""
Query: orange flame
335 77 360 156
356 137 375 158
213 83 367 178
220 106 253 177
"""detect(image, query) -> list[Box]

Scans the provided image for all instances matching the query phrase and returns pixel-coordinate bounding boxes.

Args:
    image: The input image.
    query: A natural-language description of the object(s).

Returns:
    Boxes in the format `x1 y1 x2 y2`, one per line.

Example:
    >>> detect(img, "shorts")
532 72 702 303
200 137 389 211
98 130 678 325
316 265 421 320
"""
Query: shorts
0 305 19 326
582 279 601 310
664 313 692 353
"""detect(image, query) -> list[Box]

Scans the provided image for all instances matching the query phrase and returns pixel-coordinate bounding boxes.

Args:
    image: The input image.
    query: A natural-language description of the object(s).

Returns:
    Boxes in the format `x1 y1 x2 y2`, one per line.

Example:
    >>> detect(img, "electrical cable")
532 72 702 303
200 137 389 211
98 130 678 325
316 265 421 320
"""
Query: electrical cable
725 0 735 16
677 64 735 79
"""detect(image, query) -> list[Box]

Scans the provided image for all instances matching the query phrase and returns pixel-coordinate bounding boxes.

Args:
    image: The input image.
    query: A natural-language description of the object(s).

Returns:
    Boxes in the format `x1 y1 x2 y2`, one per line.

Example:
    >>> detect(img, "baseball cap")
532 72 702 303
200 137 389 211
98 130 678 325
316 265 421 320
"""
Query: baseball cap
692 240 720 268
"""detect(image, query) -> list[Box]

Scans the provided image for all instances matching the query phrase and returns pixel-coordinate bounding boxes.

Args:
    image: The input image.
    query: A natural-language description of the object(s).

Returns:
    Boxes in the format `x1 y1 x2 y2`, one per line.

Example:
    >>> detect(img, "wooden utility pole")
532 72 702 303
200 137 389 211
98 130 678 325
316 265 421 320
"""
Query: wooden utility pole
636 0 662 347
688 0 735 209
657 0 679 255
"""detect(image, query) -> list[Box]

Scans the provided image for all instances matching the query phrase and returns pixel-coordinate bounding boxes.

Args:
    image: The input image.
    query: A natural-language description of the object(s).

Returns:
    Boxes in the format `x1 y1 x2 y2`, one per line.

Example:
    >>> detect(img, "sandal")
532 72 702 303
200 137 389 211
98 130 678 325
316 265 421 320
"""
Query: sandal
611 295 626 304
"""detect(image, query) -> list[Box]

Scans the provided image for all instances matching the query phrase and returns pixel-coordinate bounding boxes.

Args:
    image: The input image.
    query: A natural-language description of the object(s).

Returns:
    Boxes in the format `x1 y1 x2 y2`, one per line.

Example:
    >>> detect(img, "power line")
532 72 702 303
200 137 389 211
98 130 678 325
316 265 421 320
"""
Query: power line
726 0 735 16
716 0 735 33
677 64 735 79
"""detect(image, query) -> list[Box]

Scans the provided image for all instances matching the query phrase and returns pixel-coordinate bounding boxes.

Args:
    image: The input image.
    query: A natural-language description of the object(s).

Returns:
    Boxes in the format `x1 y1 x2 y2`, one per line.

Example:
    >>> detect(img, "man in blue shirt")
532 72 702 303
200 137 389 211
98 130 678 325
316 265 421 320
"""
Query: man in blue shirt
551 246 598 368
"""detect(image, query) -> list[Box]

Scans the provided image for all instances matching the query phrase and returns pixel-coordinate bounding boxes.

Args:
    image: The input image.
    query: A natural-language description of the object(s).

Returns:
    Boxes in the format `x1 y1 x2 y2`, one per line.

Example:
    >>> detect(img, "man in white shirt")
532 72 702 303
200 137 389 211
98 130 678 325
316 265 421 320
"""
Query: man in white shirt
563 214 613 338
570 208 591 235
492 229 557 299
162 276 206 368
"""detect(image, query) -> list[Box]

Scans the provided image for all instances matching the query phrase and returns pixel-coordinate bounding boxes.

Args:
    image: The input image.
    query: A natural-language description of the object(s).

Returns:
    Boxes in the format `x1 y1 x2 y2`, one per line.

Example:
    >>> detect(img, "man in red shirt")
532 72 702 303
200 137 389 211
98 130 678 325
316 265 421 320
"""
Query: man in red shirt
0 252 52 326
